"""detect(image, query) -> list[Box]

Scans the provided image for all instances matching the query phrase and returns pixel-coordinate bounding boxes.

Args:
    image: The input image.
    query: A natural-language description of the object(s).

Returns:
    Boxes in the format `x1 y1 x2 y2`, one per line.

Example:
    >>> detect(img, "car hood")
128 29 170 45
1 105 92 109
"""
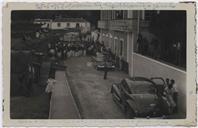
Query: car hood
127 94 158 115
97 65 104 67
98 64 114 67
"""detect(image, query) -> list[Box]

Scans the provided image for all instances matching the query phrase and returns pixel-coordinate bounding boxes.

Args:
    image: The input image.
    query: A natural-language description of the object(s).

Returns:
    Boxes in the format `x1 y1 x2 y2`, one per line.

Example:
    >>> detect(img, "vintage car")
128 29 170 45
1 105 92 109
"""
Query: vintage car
111 77 176 118
95 61 116 71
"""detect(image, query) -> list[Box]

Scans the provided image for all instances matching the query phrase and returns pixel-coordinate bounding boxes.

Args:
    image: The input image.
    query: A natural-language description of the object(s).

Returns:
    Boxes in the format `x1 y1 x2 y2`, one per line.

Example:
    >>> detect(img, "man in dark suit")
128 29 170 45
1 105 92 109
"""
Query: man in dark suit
103 62 109 80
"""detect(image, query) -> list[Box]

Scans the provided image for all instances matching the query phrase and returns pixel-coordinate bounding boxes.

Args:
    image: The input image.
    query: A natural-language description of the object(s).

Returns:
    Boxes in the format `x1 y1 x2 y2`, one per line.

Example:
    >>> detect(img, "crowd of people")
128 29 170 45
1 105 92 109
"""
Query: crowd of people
47 41 87 60
47 37 113 61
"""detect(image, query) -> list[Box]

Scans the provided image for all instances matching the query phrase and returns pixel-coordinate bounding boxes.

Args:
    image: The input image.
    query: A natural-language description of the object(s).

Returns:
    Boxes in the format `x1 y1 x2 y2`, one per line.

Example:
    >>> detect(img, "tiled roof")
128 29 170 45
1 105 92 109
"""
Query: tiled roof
53 18 88 22
34 19 52 22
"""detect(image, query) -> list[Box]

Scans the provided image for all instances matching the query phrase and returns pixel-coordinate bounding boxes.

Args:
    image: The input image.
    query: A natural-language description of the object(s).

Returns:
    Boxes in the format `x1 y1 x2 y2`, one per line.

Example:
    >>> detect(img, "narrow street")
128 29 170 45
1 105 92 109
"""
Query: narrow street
64 56 128 119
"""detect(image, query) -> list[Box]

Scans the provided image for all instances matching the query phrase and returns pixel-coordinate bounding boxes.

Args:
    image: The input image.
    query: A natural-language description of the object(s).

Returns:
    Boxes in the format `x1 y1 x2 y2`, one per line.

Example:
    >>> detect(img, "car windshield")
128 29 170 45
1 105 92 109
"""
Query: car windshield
125 79 156 94
99 62 112 66
106 62 112 66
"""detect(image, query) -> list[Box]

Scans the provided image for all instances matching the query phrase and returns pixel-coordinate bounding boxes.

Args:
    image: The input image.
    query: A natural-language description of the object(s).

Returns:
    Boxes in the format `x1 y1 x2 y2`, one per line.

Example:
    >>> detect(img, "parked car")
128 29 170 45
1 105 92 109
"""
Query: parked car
96 61 115 71
95 52 104 62
110 77 176 118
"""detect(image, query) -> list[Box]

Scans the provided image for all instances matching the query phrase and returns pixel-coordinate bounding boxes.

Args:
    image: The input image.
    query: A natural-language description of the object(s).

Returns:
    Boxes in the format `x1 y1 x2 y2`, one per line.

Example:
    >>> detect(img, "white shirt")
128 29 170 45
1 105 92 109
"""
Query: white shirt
45 78 56 93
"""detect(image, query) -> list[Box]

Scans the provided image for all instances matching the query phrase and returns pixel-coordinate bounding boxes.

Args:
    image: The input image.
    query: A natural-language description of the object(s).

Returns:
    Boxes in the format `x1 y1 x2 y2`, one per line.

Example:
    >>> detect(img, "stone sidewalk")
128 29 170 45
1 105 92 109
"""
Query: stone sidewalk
49 71 81 119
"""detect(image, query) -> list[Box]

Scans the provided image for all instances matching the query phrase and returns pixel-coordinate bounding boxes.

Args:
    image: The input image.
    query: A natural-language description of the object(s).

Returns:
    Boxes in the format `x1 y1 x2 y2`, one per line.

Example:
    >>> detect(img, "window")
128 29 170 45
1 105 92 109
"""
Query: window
67 23 70 27
120 40 123 56
133 11 138 19
76 23 80 29
144 11 156 21
57 22 61 27
108 11 112 20
115 10 124 19
113 38 117 54
111 11 115 19
123 10 128 19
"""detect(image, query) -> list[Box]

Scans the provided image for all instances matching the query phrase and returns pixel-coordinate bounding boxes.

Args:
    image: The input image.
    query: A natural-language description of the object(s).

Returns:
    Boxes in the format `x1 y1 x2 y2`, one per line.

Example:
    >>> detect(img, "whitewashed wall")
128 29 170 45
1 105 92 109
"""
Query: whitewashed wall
50 22 90 33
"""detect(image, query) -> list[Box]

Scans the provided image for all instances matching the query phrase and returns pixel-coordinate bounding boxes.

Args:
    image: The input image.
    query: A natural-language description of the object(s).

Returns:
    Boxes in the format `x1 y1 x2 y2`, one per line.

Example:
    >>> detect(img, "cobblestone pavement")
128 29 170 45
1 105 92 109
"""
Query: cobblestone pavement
65 56 129 119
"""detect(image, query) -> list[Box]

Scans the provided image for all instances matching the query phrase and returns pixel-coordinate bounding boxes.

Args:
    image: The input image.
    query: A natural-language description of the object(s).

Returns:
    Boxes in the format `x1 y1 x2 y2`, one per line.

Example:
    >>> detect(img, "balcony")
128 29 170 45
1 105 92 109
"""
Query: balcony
140 20 150 28
98 20 109 29
98 19 138 32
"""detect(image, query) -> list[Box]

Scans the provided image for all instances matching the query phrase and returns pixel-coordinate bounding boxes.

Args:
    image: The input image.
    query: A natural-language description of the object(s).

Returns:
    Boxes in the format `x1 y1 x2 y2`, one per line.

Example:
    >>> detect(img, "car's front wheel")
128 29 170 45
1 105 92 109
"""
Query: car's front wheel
125 104 135 119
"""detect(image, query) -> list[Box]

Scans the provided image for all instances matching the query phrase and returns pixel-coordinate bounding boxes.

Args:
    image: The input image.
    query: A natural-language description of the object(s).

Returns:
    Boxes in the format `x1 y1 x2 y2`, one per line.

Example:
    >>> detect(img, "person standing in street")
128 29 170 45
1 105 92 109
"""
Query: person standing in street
103 62 108 80
45 76 56 101
163 79 177 114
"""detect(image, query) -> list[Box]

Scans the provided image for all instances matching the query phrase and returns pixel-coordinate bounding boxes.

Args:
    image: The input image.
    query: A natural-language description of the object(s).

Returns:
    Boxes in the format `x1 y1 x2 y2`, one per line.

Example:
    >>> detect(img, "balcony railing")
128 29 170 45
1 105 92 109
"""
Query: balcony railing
98 19 140 32
140 20 150 28
98 20 109 29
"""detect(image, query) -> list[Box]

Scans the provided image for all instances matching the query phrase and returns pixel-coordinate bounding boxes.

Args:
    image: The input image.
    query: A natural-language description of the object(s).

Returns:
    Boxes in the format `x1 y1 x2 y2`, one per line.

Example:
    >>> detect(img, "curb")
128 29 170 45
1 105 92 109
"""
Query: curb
64 71 82 119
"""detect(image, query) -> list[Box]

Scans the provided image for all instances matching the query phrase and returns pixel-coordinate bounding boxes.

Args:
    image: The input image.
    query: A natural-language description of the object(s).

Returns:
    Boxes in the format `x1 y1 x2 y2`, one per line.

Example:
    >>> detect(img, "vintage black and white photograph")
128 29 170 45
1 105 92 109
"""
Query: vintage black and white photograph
10 9 187 119
2 2 196 127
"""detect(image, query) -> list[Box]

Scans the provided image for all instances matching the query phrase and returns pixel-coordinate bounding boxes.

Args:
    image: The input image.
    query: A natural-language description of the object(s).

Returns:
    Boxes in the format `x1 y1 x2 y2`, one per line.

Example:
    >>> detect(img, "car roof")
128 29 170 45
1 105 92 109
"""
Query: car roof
123 77 156 87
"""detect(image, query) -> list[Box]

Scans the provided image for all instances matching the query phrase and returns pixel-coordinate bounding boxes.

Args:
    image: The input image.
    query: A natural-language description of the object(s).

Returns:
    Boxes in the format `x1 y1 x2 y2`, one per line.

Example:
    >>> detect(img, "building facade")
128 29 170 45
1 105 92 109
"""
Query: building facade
98 10 142 73
34 18 91 34
33 19 52 29
98 10 186 116
50 18 90 34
